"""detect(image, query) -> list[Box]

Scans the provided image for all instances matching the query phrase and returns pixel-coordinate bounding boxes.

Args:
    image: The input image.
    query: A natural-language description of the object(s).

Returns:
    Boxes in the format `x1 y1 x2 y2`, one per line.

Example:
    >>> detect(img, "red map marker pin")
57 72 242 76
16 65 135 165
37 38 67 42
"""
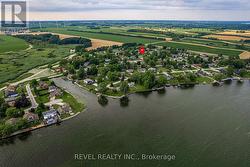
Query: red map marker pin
139 46 145 55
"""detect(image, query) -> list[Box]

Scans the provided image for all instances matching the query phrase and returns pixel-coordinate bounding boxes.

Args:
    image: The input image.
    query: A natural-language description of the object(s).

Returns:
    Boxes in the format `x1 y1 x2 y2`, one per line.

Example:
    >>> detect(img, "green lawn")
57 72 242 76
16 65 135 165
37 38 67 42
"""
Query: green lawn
157 41 243 57
61 91 85 113
196 77 214 84
69 26 168 38
0 45 74 84
0 35 29 53
36 89 50 104
36 28 162 44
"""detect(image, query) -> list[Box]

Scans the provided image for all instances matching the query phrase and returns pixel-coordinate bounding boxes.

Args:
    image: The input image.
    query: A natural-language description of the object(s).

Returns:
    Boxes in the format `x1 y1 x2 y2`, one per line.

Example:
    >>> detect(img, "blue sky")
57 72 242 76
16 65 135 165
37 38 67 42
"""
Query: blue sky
26 0 250 21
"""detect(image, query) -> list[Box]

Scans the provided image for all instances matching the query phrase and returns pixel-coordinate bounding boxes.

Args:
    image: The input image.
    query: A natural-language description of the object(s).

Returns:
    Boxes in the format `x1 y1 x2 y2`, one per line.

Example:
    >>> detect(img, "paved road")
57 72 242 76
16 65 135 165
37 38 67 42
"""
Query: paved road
26 84 38 109
52 78 98 109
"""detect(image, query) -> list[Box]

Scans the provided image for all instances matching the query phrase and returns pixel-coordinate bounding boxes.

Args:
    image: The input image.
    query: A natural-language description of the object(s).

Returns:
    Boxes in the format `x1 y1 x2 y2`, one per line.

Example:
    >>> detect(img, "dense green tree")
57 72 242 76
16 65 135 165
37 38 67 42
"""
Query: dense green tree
77 67 86 79
157 76 168 87
1 124 14 136
0 98 7 118
6 108 24 118
31 79 38 87
142 71 156 89
120 81 129 95
15 94 30 109
98 82 108 94
87 65 98 76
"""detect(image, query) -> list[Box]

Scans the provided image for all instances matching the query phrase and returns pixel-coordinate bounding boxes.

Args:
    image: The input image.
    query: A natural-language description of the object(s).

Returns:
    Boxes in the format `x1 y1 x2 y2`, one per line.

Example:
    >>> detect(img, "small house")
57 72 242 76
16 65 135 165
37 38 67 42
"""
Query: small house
39 81 49 90
84 79 94 85
58 104 72 115
128 82 135 87
5 84 18 98
42 109 59 125
49 88 62 99
48 86 57 93
23 112 39 123
148 68 157 73
5 96 18 107
139 68 146 73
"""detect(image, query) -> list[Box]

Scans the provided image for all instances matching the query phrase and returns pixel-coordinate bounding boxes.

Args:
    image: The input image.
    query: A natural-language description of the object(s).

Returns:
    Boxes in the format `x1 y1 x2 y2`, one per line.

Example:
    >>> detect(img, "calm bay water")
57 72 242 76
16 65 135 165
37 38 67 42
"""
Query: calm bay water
1 79 250 167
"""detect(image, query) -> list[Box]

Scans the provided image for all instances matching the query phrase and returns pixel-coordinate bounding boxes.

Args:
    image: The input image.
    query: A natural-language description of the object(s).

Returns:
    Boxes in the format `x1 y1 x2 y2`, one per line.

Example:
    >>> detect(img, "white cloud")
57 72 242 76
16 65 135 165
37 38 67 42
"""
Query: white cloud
26 0 250 20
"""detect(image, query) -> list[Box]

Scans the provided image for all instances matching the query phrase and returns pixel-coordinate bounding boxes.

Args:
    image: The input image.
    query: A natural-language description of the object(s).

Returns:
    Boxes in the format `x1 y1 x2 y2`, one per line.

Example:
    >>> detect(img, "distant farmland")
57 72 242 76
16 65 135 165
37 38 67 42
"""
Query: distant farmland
157 41 243 57
36 28 162 44
0 35 29 53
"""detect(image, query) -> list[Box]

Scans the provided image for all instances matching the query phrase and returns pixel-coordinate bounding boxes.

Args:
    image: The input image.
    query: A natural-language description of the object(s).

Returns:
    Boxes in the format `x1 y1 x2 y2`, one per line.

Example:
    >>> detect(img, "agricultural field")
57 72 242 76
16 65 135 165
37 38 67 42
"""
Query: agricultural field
218 30 250 37
35 28 162 44
180 38 250 50
203 34 250 41
33 26 249 57
0 35 29 53
149 27 220 35
0 45 74 84
157 41 243 56
239 51 250 60
70 26 168 38
25 31 123 50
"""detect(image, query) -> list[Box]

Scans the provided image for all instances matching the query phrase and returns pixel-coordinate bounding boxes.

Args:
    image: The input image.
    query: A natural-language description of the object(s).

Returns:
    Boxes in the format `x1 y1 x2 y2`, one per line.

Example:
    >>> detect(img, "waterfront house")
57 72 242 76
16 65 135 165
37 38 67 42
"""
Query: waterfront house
42 109 59 125
58 104 72 115
23 112 39 123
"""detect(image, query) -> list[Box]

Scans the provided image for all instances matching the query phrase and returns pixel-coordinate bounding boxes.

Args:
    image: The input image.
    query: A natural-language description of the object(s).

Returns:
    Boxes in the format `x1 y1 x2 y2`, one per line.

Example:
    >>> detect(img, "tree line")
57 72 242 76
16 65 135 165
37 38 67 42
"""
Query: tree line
16 34 92 48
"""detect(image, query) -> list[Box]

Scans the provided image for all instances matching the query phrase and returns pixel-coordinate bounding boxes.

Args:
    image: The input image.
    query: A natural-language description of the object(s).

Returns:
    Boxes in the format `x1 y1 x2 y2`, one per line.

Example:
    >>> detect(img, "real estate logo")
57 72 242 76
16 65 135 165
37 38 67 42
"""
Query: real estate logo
1 1 27 28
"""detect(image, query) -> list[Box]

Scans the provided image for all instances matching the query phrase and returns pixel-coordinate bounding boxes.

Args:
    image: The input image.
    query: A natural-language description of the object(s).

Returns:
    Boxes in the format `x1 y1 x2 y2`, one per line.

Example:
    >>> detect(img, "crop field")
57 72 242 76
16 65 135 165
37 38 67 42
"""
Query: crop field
87 38 123 51
26 31 123 50
0 35 29 53
203 35 250 41
218 30 250 37
180 38 250 50
32 26 248 58
239 51 250 60
157 41 243 56
72 26 169 38
0 45 73 83
36 28 162 44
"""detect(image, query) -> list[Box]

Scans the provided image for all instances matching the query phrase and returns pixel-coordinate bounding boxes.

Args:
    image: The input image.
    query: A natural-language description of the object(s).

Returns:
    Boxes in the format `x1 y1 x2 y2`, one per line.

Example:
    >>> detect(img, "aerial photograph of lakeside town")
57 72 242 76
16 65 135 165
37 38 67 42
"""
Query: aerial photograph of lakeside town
0 0 250 167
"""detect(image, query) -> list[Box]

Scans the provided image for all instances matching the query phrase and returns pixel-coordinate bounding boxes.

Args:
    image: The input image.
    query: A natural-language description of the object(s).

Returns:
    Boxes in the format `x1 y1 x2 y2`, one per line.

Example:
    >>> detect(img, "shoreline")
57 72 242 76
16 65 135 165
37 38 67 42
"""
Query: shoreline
0 109 87 140
1 77 248 140
81 79 250 99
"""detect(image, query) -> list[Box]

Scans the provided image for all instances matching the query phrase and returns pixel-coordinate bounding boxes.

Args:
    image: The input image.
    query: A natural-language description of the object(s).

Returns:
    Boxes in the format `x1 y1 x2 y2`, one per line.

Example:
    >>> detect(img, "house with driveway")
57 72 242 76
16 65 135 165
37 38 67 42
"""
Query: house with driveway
42 109 60 125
